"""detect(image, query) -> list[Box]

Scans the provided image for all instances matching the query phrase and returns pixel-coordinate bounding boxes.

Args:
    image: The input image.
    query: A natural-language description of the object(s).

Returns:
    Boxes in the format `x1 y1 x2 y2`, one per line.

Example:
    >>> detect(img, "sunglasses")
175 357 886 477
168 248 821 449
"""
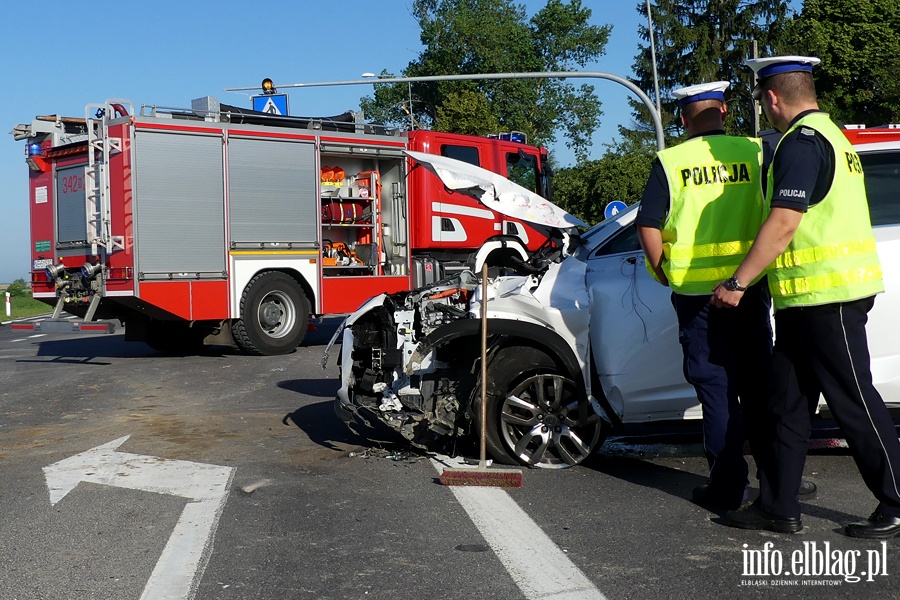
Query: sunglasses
751 83 764 102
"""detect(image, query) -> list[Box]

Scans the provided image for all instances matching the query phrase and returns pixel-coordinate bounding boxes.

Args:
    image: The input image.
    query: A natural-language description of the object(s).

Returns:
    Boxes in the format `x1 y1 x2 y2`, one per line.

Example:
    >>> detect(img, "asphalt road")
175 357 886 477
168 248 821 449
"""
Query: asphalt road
0 319 898 600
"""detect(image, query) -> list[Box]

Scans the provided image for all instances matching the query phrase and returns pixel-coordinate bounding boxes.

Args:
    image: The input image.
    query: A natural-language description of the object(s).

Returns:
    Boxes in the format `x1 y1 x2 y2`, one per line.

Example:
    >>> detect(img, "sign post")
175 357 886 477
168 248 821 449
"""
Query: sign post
5 292 9 317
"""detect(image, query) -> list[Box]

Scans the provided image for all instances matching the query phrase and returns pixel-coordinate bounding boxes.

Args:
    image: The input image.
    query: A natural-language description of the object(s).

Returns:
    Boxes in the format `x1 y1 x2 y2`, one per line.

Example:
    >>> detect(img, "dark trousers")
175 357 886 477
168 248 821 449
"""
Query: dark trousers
672 281 773 503
757 296 900 518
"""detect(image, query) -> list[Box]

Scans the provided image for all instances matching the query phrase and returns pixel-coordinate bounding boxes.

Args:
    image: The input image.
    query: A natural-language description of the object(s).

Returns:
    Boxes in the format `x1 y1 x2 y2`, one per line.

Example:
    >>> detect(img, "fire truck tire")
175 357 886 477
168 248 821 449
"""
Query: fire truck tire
232 272 309 356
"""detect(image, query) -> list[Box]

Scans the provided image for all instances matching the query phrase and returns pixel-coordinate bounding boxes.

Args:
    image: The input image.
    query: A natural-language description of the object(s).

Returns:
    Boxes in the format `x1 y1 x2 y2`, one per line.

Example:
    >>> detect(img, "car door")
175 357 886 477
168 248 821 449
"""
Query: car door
859 144 900 404
584 215 699 422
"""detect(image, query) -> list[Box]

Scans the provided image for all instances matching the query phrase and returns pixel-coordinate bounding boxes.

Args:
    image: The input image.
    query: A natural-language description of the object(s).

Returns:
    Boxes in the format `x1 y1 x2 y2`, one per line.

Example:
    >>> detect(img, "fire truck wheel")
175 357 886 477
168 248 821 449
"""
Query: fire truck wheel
232 272 310 356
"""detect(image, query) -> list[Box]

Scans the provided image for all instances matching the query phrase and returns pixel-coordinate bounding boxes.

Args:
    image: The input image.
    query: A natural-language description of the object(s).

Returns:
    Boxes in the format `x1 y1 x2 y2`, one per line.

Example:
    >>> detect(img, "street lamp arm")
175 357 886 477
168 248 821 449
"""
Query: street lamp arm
225 71 665 151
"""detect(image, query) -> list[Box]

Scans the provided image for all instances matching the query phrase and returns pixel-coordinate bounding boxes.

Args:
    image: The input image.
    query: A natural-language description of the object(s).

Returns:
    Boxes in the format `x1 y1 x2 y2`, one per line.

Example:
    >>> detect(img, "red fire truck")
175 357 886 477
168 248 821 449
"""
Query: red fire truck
842 123 900 145
11 96 552 355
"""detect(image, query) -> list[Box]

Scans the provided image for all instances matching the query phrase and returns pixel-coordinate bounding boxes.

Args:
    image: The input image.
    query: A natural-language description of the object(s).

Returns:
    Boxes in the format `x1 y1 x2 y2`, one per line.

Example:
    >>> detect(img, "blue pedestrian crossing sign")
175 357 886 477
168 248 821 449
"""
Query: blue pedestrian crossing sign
251 93 289 116
604 200 628 219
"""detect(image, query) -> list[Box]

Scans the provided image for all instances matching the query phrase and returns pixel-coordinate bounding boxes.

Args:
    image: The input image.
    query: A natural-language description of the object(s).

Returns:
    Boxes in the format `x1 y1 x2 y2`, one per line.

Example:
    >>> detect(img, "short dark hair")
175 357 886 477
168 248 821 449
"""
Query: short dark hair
761 71 817 104
682 99 722 120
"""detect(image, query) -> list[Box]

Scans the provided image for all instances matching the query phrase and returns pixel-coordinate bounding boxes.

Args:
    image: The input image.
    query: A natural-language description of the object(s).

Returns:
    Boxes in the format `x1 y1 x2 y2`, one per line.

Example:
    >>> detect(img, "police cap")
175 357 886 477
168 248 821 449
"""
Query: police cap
746 56 821 100
672 81 730 107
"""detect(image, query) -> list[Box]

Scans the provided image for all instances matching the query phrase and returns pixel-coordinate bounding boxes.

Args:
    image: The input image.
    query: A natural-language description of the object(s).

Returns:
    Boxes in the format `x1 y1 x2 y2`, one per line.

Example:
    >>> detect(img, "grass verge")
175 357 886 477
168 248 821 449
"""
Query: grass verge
3 295 53 322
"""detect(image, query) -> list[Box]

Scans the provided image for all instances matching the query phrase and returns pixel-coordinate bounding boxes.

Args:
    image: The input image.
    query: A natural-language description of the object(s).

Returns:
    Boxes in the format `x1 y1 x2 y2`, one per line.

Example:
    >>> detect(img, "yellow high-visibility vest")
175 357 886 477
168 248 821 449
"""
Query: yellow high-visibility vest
767 113 883 308
655 135 765 295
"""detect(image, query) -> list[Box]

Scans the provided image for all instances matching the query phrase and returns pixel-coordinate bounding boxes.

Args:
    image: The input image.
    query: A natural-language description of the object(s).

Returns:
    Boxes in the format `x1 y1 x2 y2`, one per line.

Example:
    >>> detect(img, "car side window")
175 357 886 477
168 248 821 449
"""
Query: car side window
592 223 642 257
862 151 900 226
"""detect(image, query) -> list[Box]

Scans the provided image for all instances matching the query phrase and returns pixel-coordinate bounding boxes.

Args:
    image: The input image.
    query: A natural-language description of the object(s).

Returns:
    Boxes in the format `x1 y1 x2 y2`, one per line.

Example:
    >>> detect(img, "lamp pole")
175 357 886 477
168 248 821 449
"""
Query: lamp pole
646 0 662 118
227 71 667 151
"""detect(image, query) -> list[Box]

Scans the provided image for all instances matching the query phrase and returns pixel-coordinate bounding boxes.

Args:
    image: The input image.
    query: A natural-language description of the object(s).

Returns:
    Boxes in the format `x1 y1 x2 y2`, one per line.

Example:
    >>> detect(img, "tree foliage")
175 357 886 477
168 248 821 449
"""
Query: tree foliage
6 278 28 297
626 0 790 142
785 0 900 125
359 0 610 160
553 139 656 224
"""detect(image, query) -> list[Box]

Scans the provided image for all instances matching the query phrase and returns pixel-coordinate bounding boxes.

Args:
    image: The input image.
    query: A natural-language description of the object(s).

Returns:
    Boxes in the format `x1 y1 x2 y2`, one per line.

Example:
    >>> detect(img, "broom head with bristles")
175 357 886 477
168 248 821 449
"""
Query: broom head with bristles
439 466 523 488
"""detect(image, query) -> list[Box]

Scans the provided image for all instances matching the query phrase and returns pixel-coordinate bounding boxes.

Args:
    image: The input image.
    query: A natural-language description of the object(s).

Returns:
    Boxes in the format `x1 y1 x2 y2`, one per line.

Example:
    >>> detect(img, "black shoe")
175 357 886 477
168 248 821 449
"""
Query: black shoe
692 485 744 510
724 504 802 533
798 480 817 499
845 512 900 539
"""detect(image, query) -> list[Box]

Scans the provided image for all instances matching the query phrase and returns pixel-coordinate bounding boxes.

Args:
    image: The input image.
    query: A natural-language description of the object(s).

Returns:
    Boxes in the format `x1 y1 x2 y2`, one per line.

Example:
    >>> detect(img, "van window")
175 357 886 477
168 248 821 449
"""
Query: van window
442 145 480 167
862 151 900 226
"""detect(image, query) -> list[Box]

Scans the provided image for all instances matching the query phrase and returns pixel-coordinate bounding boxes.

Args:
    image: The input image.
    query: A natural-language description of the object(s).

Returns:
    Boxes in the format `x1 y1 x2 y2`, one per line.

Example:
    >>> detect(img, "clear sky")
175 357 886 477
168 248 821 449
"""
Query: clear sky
0 0 645 283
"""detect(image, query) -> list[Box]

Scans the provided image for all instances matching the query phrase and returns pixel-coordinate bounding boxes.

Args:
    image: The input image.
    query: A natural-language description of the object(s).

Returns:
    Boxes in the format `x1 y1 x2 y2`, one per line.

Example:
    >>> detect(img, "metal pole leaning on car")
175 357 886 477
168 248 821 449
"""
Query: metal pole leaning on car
439 262 523 488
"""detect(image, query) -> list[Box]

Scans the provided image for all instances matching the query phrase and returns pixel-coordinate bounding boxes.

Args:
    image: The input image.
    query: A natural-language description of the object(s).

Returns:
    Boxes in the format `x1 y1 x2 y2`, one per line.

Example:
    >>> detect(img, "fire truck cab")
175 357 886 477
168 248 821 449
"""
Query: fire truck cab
12 97 552 355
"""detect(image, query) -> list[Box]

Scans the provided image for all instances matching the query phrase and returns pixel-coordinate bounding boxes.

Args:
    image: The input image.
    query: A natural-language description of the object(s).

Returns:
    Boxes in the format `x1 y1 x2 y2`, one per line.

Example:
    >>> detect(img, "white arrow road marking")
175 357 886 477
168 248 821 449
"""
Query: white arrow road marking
44 436 235 600
432 456 606 600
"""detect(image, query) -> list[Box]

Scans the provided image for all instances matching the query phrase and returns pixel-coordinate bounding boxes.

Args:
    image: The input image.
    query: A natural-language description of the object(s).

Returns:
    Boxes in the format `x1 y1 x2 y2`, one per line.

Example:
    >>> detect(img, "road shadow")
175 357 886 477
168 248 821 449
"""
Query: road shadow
584 425 864 528
12 313 342 361
22 334 156 362
18 334 237 361
277 376 414 456
278 377 338 399
582 439 710 510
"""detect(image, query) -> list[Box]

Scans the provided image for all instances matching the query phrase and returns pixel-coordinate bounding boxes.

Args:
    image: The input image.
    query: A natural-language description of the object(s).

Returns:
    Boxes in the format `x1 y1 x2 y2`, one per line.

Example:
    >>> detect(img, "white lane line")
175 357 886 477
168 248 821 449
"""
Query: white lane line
431 457 606 600
10 334 47 343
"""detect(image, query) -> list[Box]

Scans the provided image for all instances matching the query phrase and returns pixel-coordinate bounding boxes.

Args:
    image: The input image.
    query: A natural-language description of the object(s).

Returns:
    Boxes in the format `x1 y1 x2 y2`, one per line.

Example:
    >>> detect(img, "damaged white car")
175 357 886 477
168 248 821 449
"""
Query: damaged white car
327 139 900 469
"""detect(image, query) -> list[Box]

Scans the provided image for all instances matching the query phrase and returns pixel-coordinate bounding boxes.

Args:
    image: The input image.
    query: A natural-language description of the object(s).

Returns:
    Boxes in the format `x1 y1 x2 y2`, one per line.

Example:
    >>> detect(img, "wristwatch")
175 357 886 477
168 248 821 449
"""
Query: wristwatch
723 276 747 292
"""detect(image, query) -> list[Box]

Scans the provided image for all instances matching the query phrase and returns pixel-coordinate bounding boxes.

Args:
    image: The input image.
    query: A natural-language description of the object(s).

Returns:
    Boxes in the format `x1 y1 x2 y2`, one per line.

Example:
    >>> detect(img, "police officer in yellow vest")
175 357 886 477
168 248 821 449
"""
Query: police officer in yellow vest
638 81 775 511
713 56 900 538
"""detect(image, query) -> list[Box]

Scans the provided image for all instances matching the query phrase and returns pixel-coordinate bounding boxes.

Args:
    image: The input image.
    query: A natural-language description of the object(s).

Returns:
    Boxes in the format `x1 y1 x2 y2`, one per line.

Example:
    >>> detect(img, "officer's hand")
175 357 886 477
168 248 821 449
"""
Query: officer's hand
711 282 744 308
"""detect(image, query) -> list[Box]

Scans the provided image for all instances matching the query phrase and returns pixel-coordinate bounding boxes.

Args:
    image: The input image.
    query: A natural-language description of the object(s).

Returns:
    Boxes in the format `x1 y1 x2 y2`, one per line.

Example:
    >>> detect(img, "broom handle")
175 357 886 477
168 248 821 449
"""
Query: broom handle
480 262 488 469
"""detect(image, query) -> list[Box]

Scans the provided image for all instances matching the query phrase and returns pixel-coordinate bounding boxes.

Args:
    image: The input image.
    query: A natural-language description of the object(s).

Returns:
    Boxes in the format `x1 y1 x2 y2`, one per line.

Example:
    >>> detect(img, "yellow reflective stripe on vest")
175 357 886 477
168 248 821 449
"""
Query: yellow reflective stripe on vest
667 240 754 261
773 264 883 296
773 238 877 269
664 265 736 283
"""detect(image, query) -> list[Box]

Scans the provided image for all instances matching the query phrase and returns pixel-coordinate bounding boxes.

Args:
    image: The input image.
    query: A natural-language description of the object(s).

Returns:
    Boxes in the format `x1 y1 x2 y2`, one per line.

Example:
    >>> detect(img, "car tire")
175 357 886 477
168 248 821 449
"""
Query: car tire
232 271 309 356
483 346 604 469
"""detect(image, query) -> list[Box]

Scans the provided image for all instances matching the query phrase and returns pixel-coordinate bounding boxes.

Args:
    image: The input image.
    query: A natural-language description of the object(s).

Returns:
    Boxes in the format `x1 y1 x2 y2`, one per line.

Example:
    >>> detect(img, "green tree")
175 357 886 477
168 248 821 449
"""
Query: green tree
6 278 28 297
785 0 900 125
627 0 791 142
553 139 655 224
359 0 610 161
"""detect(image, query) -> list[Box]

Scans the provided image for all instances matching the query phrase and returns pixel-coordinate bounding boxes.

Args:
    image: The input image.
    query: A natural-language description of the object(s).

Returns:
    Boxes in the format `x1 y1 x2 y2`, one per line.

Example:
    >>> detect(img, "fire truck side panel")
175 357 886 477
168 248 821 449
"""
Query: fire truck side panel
226 135 318 244
229 252 318 315
29 166 56 298
321 276 411 314
131 129 227 299
105 122 136 297
138 280 228 320
224 132 321 314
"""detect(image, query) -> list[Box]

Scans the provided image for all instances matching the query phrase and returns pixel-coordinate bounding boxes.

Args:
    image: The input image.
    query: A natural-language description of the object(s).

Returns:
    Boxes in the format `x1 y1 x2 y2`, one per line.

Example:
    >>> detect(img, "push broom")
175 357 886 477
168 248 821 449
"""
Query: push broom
439 263 523 488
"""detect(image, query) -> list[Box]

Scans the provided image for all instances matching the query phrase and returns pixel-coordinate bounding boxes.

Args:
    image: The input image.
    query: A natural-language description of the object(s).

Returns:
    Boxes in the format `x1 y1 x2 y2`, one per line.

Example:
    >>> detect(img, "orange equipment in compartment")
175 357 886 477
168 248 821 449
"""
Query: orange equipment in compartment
354 171 383 272
322 240 362 267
